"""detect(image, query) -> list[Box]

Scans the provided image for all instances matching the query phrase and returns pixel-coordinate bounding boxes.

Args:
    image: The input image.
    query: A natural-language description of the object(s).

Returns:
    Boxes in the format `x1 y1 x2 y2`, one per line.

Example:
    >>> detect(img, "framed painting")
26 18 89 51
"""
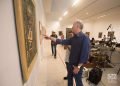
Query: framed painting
39 21 42 44
98 32 102 38
41 26 46 36
85 32 90 37
66 28 72 39
13 0 37 82
39 25 46 44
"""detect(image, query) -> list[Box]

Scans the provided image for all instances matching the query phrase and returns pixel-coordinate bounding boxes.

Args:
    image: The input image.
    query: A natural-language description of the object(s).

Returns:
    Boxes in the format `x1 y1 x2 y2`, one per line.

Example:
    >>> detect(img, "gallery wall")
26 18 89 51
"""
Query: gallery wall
59 12 120 42
0 0 23 86
92 13 120 42
0 0 46 86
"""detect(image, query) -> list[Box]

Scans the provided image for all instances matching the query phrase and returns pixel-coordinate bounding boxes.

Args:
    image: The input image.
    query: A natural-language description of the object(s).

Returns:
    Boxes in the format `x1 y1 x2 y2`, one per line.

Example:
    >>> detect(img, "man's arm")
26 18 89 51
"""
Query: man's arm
56 39 71 45
44 35 71 45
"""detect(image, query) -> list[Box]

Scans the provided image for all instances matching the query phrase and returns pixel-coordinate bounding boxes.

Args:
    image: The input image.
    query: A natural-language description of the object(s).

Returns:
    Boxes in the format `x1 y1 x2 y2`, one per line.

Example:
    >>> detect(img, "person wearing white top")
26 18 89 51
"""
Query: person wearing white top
64 45 71 80
64 31 73 80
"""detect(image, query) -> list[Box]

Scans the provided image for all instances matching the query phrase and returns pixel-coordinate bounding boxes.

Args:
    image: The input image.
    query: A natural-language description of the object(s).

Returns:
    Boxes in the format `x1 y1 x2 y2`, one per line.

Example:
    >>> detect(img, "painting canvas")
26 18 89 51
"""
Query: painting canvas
13 0 37 82
66 28 72 39
98 32 102 38
39 22 46 44
41 26 46 36
39 21 42 44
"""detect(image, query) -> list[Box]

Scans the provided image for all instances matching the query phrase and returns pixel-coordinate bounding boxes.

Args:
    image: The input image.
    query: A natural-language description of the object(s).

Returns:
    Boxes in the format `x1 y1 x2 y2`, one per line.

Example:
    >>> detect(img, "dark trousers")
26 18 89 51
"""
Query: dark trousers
51 44 57 57
68 64 83 86
65 62 69 77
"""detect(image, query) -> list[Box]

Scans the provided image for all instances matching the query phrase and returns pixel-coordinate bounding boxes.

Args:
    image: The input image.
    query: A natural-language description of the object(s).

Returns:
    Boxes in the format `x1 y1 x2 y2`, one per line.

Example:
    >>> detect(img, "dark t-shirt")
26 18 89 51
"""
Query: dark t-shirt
50 34 58 45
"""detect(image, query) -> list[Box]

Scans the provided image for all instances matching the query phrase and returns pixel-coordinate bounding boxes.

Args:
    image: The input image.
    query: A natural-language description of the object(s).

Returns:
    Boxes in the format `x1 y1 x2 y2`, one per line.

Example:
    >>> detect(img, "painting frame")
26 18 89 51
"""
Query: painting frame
98 32 102 38
13 0 37 83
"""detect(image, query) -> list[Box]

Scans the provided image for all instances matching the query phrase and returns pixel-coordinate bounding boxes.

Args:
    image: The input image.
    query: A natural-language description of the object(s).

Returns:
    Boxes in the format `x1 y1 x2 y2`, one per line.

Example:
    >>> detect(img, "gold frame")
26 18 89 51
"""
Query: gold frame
13 0 37 82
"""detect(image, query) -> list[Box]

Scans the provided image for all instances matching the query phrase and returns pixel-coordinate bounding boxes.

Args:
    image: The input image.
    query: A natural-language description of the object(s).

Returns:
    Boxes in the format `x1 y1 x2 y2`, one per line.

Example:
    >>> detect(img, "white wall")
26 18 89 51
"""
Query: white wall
92 13 120 42
0 0 46 86
0 0 23 86
59 21 94 39
60 13 120 42
83 22 94 39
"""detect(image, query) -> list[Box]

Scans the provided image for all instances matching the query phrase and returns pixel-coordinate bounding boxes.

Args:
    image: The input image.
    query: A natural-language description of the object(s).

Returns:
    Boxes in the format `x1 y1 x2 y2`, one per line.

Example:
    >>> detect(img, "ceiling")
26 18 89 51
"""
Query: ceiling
43 0 120 27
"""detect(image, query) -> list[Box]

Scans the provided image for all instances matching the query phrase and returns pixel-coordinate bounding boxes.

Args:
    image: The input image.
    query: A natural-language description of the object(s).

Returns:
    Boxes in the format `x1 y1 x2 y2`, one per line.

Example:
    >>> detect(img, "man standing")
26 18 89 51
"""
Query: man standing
50 31 58 58
45 20 90 86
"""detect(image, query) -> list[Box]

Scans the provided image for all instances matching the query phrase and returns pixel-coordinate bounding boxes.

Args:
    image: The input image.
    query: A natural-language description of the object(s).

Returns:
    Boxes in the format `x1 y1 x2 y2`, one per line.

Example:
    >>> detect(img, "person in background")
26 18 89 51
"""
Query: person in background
44 20 90 86
90 37 95 46
50 31 58 58
61 33 64 40
103 35 106 41
64 31 73 80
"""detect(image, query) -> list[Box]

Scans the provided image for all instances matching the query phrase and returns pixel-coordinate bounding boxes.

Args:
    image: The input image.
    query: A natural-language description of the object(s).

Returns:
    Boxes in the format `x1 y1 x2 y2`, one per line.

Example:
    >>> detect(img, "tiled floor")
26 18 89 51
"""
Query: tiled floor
39 40 120 86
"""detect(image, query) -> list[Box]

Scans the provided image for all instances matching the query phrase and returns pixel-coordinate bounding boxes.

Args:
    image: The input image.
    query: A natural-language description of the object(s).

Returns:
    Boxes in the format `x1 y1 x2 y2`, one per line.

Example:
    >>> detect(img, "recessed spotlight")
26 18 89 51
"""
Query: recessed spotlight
72 0 80 7
100 15 106 18
59 17 62 21
102 15 106 17
63 11 68 16
97 17 100 19
86 12 89 15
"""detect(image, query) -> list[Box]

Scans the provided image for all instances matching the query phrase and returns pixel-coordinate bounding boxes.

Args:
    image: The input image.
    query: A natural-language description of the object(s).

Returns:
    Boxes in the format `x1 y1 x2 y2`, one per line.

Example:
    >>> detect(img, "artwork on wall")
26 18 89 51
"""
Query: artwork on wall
98 32 103 38
39 21 42 44
13 0 37 82
85 32 90 37
66 28 72 39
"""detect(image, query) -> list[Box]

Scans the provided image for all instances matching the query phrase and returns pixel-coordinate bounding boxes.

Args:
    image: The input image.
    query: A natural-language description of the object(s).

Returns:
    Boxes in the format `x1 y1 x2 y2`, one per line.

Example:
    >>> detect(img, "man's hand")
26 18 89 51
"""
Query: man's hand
73 65 80 74
43 35 57 42
43 35 51 40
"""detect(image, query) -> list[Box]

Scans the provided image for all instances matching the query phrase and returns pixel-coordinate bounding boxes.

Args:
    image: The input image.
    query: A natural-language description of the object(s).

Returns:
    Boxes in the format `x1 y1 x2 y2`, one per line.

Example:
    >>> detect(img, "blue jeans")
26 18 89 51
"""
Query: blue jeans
51 44 57 57
68 64 83 86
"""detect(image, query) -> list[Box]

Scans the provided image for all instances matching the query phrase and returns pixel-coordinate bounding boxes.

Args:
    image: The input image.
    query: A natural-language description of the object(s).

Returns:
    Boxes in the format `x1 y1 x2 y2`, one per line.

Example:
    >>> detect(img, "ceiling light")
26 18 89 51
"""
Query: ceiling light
97 17 100 19
86 12 89 15
102 15 106 17
100 15 106 18
63 11 68 16
72 0 80 7
59 17 62 21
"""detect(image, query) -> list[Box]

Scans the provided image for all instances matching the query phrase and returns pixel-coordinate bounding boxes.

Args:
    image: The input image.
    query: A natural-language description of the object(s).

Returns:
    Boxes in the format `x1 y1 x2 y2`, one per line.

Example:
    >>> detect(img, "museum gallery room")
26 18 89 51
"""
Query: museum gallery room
0 0 120 86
